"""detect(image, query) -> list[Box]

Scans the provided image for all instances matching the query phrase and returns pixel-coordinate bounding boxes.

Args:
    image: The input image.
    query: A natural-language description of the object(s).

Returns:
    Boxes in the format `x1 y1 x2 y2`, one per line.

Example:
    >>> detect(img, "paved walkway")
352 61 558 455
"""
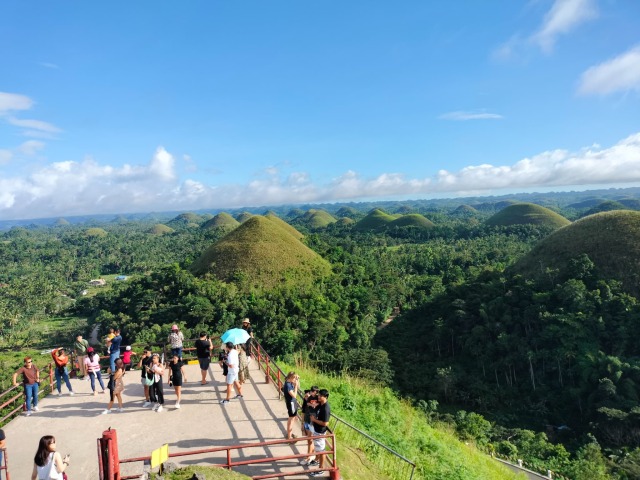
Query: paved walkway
4 360 314 479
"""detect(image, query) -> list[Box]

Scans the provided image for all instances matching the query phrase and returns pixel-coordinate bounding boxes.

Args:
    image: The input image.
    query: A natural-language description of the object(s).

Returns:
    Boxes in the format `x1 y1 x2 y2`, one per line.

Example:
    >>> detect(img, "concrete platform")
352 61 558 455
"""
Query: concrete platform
4 359 318 479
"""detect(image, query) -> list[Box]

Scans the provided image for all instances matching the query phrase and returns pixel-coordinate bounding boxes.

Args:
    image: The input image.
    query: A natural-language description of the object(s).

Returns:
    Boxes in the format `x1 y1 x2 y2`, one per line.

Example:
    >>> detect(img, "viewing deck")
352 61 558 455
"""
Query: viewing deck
4 359 314 479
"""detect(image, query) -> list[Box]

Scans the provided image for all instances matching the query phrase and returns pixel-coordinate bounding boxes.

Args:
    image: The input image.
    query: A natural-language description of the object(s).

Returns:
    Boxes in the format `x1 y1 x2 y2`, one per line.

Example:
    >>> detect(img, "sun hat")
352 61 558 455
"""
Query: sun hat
125 346 131 351
87 347 94 353
171 324 179 330
242 318 250 324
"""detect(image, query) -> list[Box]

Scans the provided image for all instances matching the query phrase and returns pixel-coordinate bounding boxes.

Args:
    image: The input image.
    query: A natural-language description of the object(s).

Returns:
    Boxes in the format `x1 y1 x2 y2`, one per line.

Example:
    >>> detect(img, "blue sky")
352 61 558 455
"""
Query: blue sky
1 0 640 219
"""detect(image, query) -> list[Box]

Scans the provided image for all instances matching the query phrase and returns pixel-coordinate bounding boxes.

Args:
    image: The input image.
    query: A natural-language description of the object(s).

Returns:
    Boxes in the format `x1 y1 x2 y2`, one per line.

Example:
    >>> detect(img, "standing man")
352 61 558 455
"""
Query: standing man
12 356 40 416
168 324 184 359
241 318 254 357
74 334 90 378
309 389 331 476
219 342 242 404
109 328 122 373
194 332 212 385
137 347 154 407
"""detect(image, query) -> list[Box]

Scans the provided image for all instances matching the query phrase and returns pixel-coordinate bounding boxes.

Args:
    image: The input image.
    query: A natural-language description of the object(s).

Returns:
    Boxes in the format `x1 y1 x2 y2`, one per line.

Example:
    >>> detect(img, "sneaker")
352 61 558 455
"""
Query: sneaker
156 405 163 413
101 409 111 415
69 391 75 396
235 394 244 399
310 471 325 477
33 406 40 412
25 411 32 417
56 391 61 396
308 460 319 467
152 403 159 411
174 403 180 409
220 399 229 404
299 459 310 466
142 401 152 407
116 407 124 412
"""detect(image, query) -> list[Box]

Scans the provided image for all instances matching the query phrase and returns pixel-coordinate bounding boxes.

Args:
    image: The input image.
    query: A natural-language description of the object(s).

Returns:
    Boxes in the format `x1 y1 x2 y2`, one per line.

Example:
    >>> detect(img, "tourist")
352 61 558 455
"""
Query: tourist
12 356 40 416
218 345 228 379
168 353 186 408
238 344 251 384
148 353 165 412
84 347 106 395
104 327 115 355
308 389 331 476
299 386 319 465
102 358 125 414
51 348 74 396
73 334 89 378
137 347 154 407
167 324 184 359
219 342 242 404
241 318 254 357
108 328 122 373
122 345 136 371
31 435 70 480
283 371 299 439
0 428 6 479
194 332 212 384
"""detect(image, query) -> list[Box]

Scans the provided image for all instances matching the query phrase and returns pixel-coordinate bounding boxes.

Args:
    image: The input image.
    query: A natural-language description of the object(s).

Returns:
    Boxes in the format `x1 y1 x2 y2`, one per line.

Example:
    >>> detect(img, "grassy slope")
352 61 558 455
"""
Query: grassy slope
485 203 570 228
354 209 397 231
283 362 521 480
389 213 435 229
302 209 337 229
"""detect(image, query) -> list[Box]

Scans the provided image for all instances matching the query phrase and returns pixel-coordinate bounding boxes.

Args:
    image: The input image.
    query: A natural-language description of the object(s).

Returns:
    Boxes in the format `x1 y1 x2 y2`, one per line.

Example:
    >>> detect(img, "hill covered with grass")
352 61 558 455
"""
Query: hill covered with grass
148 223 174 235
389 213 435 230
235 212 254 223
202 212 240 230
190 215 330 288
354 209 399 231
513 210 640 297
485 203 570 228
298 209 337 229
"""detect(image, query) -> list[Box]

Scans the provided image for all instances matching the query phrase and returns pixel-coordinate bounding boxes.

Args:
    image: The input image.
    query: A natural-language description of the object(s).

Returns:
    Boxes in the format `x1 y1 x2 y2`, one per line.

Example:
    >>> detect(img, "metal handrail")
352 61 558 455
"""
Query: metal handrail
251 339 416 480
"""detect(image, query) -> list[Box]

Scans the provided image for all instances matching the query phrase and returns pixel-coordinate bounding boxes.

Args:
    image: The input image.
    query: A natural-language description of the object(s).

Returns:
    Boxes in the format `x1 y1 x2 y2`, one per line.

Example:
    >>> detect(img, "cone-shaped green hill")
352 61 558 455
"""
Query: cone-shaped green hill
453 204 478 214
235 212 254 223
190 215 330 288
54 217 70 226
512 210 640 296
299 209 337 229
389 213 435 229
265 213 304 240
148 224 174 235
84 227 108 237
201 212 240 230
336 206 359 218
168 212 203 227
580 200 627 218
354 209 398 231
485 203 570 228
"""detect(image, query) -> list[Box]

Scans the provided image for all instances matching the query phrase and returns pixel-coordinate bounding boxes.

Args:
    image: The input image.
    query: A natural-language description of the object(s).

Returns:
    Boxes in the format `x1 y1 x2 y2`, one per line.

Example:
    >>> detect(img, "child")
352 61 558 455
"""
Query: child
122 346 137 371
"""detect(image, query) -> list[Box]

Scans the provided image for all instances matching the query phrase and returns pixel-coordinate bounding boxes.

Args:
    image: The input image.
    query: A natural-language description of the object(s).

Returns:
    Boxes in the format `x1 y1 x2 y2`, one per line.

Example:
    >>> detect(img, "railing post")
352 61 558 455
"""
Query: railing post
277 370 281 397
1 447 10 480
48 363 54 394
99 428 120 480
226 448 231 470
265 356 270 384
329 433 340 480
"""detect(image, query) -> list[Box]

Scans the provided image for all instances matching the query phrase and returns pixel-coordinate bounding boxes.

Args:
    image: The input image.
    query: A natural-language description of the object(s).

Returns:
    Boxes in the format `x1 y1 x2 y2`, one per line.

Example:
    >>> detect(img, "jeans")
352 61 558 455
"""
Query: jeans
55 367 73 393
171 347 182 359
150 380 164 405
24 383 38 411
109 352 120 372
89 371 105 391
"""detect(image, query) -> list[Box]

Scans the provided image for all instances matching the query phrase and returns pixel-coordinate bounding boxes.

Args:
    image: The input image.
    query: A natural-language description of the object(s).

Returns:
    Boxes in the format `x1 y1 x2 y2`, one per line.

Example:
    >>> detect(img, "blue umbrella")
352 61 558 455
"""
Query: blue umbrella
221 328 250 345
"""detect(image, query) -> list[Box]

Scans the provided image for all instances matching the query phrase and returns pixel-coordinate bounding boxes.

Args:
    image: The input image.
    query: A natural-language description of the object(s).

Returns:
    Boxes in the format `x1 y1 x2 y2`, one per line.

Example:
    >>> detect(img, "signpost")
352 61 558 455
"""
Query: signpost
151 444 169 473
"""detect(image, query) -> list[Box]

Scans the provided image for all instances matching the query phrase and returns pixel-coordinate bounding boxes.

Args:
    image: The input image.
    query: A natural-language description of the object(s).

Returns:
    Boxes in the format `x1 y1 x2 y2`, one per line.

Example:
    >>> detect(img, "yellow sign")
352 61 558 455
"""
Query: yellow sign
151 444 169 469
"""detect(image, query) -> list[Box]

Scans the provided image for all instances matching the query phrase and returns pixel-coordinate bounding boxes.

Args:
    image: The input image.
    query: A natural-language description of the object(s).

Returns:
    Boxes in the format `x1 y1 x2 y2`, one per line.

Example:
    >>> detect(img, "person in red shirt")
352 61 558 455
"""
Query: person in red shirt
122 346 137 371
12 356 40 416
51 348 74 396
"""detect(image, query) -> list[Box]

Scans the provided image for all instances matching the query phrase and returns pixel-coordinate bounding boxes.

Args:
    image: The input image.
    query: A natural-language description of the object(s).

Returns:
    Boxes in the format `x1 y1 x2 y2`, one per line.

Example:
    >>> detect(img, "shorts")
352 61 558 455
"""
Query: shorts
171 375 183 387
141 378 151 386
312 426 326 451
286 399 298 418
226 370 238 385
304 422 313 432
198 357 211 371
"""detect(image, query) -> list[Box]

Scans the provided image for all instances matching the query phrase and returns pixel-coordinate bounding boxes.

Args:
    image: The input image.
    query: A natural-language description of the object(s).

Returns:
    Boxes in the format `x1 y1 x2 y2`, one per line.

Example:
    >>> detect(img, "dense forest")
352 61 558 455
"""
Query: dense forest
3 189 640 479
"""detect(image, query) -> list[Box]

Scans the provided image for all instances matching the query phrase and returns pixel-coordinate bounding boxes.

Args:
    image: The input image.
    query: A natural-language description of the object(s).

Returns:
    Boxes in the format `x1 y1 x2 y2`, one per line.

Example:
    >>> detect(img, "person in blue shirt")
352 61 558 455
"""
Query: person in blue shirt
108 328 122 373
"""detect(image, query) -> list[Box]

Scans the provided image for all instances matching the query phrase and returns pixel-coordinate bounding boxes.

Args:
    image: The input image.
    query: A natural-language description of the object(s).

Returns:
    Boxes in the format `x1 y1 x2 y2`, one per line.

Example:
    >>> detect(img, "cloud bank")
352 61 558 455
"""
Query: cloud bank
578 45 640 96
1 133 640 220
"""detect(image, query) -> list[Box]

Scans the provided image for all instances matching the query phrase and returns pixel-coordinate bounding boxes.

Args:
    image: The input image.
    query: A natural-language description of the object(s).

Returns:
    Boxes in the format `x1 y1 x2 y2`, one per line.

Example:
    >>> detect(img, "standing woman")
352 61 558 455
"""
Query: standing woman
241 318 254 357
148 353 165 412
31 435 69 480
51 348 74 396
102 358 125 414
84 347 106 395
284 371 300 440
238 345 251 384
167 324 184 359
168 353 186 409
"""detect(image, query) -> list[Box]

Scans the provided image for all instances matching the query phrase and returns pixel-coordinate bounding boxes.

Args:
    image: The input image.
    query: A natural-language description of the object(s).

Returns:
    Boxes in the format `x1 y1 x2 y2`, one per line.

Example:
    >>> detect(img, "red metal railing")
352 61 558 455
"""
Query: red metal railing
0 362 55 424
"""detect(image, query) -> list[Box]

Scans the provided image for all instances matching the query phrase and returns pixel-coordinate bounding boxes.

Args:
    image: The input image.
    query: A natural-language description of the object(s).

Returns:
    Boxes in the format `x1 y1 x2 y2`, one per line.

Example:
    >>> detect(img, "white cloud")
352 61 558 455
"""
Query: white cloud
531 0 598 53
0 92 33 114
439 111 504 121
1 134 640 219
578 45 640 96
6 117 61 134
17 140 46 156
0 150 12 165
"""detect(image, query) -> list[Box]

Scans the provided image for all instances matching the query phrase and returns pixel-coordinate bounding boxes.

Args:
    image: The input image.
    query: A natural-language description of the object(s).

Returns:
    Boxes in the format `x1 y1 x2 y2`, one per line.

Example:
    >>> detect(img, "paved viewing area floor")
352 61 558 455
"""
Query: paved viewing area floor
5 360 313 479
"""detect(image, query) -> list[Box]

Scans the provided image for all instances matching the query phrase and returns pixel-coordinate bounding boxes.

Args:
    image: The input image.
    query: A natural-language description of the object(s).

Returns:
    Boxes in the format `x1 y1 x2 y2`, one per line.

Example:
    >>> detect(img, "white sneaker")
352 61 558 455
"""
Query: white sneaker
299 459 309 465
101 409 111 415
56 391 61 396
116 407 124 412
69 391 75 396
25 411 32 417
152 403 159 410
174 403 180 409
156 405 163 412
142 401 151 407
33 406 40 412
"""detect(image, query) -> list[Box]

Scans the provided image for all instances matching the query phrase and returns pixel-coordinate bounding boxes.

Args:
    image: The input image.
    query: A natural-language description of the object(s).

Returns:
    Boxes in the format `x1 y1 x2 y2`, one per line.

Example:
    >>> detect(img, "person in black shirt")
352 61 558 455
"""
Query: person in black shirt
241 318 254 357
299 386 319 466
194 332 212 385
309 389 331 476
137 347 154 407
168 353 187 409
218 347 228 378
283 371 300 440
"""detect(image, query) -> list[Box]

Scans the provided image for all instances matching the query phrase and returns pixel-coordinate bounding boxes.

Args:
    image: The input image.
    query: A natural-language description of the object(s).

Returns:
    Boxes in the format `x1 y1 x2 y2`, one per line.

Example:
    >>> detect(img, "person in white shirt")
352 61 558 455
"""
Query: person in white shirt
219 342 243 404
84 347 106 395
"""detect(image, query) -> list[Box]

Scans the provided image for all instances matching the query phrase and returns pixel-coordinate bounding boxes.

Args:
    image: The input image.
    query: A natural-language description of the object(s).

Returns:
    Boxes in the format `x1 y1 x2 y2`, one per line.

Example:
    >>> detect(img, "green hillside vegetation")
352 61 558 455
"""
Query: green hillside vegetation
168 212 203 226
337 217 355 225
284 362 519 480
568 198 607 209
84 227 108 238
148 223 174 235
485 203 570 228
513 210 640 296
336 206 359 218
300 209 337 229
389 213 435 230
354 209 398 231
265 213 304 240
189 215 329 288
200 213 214 221
54 217 70 226
394 205 413 214
453 204 478 214
201 212 240 230
111 215 129 224
618 199 640 209
287 208 305 218
581 200 627 217
235 212 254 223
